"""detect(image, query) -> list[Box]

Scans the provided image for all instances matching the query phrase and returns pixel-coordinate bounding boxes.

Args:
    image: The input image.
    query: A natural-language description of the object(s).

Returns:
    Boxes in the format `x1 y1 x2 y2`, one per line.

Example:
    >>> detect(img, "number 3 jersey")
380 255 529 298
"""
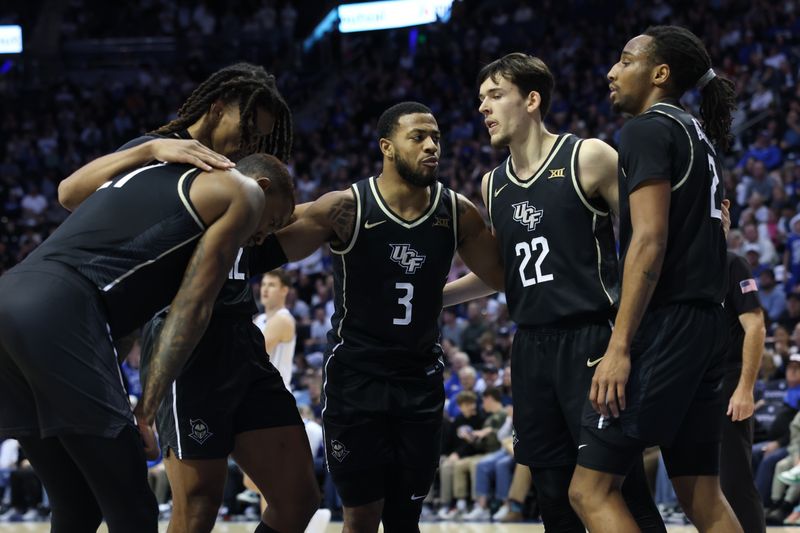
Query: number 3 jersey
488 134 618 327
327 177 458 377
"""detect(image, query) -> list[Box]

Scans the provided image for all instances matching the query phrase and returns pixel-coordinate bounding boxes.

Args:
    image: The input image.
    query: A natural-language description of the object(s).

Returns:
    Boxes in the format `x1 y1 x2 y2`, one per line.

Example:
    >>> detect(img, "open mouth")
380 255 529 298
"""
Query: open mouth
485 120 499 132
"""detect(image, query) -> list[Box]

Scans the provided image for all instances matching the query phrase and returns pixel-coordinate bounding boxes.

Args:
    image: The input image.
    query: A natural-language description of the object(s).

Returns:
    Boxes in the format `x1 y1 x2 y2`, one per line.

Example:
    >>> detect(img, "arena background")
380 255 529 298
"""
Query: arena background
0 0 798 531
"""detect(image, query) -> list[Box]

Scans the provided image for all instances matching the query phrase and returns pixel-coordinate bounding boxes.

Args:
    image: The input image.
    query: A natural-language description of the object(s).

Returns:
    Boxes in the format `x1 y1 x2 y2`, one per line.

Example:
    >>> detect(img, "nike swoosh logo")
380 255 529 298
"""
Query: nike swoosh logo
411 494 427 501
586 356 605 367
364 220 386 229
494 183 508 197
578 444 588 450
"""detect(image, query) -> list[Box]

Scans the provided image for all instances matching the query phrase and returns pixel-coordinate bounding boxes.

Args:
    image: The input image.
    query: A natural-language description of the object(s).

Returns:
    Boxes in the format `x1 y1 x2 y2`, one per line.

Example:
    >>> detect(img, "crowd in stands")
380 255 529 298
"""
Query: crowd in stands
1 0 800 524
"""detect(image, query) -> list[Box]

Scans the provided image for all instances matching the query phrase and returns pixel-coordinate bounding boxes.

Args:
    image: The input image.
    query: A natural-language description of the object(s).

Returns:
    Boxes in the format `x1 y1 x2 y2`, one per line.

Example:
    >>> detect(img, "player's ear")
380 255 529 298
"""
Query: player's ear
526 91 542 114
208 99 226 124
652 63 670 88
255 176 272 191
379 138 394 160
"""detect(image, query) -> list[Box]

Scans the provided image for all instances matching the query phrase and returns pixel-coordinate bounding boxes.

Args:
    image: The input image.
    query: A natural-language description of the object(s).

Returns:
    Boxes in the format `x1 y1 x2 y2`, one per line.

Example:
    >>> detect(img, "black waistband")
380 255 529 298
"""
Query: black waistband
517 311 615 332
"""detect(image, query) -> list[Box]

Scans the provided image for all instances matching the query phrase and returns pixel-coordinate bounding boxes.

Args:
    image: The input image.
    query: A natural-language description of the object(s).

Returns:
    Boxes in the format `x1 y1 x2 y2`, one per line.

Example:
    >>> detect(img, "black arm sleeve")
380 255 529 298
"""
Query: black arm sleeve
248 233 289 276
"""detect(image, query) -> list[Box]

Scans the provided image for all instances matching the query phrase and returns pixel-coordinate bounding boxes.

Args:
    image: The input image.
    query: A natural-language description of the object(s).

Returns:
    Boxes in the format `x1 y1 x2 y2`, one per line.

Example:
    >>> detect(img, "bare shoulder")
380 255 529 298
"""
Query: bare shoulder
189 168 259 226
578 138 617 169
577 138 618 196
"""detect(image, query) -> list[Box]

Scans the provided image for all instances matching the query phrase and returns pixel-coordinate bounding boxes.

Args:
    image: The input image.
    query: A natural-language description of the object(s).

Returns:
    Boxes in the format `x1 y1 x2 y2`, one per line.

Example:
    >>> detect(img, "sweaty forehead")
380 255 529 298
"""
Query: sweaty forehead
395 113 438 134
622 35 653 58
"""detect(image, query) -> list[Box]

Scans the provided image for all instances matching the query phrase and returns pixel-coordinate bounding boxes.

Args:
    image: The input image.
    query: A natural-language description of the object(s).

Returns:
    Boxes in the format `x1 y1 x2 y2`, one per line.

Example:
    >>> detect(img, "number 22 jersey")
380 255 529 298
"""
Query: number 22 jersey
488 134 619 327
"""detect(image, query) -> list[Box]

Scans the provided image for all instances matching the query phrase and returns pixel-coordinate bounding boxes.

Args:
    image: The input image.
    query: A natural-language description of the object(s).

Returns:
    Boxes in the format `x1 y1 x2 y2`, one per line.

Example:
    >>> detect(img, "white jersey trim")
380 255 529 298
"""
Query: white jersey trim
593 214 615 305
647 105 694 192
570 139 609 217
369 177 442 228
177 168 206 230
330 185 361 256
504 134 572 189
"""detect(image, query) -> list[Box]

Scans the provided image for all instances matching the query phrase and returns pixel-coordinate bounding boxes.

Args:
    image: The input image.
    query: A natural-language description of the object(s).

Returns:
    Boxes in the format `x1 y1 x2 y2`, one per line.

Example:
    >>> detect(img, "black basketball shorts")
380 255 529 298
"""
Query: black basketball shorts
142 314 301 459
0 262 134 439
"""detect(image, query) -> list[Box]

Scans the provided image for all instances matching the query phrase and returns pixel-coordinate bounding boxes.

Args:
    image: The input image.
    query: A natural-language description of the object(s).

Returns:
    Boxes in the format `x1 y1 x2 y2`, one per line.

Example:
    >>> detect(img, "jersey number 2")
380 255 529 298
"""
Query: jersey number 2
516 237 554 287
394 282 414 326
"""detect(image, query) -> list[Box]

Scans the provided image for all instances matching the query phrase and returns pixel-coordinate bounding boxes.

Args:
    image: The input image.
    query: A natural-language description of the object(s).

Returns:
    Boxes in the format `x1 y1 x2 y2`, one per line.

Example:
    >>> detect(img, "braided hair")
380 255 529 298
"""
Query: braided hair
151 63 293 162
643 25 737 152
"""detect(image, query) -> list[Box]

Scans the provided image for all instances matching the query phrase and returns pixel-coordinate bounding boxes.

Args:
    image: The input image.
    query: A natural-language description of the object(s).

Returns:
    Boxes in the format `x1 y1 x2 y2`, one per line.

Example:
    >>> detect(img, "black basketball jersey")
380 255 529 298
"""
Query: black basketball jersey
23 162 206 337
488 134 619 327
327 177 458 377
617 102 727 307
119 133 257 317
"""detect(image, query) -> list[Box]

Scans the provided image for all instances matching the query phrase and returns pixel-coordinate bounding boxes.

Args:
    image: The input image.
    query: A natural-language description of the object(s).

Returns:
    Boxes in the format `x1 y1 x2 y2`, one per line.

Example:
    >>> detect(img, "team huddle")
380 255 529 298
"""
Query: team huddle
0 24 747 533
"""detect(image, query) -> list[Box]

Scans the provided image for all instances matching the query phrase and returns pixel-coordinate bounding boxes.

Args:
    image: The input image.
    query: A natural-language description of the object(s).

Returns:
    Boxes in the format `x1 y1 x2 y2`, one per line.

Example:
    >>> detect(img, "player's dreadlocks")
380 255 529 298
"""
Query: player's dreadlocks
643 25 737 152
151 62 292 162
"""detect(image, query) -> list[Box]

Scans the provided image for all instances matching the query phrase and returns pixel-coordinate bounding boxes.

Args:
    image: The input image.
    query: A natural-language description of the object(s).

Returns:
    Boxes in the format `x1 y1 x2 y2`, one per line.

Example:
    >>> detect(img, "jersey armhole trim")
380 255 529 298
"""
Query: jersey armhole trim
487 167 497 228
178 168 206 230
450 189 459 253
646 109 694 192
330 184 362 256
570 139 609 217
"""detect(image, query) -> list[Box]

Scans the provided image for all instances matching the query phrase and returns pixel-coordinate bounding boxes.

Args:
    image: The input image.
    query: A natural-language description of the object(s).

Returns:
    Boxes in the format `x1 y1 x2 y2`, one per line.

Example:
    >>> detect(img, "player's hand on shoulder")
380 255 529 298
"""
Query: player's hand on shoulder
148 138 235 172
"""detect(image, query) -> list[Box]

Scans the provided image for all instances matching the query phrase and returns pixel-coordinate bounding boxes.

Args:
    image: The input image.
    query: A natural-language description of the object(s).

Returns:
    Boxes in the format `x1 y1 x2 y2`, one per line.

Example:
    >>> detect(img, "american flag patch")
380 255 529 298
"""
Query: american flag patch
740 279 758 294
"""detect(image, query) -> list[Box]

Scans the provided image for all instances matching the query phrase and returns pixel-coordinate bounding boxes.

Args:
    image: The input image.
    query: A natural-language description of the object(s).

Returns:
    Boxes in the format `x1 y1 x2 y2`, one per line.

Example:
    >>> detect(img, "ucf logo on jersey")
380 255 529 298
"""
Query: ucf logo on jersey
389 244 426 274
512 201 544 231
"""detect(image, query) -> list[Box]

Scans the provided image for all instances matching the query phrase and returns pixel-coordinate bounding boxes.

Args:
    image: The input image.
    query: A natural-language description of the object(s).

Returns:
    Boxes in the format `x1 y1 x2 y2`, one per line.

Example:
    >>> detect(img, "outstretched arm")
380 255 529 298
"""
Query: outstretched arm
275 189 357 261
58 138 234 211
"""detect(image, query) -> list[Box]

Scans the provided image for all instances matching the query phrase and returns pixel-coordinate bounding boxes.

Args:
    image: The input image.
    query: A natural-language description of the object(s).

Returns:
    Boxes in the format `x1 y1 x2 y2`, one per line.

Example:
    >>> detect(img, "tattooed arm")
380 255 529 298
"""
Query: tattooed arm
590 180 670 418
139 173 263 426
274 189 357 261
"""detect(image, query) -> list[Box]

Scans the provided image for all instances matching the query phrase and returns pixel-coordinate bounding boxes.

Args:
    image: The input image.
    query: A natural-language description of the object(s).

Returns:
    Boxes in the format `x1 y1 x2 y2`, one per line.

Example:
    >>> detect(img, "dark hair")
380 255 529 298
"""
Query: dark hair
482 387 502 403
643 26 737 151
151 63 293 162
477 53 555 119
376 101 432 141
236 153 295 209
455 390 478 406
265 268 292 288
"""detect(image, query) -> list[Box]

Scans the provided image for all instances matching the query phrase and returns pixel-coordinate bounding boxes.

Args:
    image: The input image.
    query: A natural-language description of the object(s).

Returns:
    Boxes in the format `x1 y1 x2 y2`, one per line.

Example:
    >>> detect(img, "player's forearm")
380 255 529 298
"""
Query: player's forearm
739 322 766 391
443 272 497 307
609 235 666 351
58 141 155 211
140 297 214 424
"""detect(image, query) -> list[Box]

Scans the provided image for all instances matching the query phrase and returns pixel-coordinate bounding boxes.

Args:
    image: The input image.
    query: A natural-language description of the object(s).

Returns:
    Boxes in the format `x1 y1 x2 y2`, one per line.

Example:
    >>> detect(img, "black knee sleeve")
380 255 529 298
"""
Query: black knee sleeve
380 463 435 533
531 466 585 532
621 458 666 533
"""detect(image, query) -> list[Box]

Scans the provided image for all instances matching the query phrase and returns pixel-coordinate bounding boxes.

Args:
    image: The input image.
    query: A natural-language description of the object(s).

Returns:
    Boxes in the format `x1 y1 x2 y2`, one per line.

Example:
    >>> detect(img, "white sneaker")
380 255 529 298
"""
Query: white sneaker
437 506 457 520
462 506 491 521
492 504 510 521
780 465 800 485
236 489 260 504
305 509 331 533
21 508 39 521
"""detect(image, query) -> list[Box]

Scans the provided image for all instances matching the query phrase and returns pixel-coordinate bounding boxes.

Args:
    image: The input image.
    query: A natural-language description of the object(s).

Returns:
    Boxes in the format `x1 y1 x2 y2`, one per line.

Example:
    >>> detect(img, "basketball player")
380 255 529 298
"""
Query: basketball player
443 53 664 531
568 26 742 532
57 63 319 533
254 269 297 391
0 155 294 533
262 101 505 533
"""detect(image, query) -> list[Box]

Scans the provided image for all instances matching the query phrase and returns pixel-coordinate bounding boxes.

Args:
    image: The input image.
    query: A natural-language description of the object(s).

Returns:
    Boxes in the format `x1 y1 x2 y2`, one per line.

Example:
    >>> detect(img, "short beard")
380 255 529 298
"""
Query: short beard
396 154 437 188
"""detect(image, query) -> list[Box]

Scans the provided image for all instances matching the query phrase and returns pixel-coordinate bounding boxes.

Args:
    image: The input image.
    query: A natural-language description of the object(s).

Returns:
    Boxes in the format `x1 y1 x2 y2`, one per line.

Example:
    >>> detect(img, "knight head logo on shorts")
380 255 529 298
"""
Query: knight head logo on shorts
512 201 544 231
389 244 426 274
188 418 212 445
330 439 350 462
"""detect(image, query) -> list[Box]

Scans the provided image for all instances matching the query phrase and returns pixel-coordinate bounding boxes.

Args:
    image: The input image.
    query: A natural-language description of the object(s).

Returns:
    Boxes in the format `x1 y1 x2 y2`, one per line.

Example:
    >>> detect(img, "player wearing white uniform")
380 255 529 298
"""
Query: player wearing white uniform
254 269 297 390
